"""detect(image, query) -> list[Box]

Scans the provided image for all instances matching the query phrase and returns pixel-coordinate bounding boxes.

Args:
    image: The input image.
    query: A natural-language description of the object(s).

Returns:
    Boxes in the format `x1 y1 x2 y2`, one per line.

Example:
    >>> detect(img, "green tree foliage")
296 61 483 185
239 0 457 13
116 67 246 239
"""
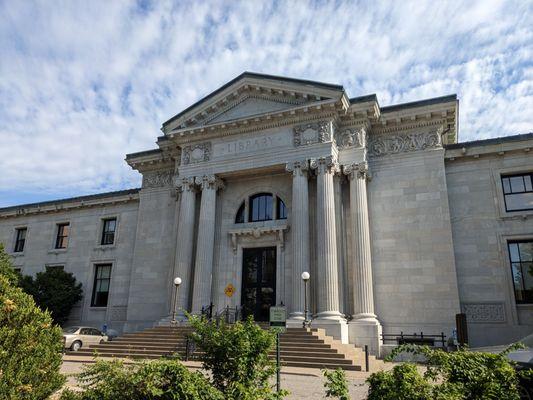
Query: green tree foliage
60 358 224 400
0 244 65 399
19 267 83 325
323 368 350 400
189 315 286 400
367 344 527 400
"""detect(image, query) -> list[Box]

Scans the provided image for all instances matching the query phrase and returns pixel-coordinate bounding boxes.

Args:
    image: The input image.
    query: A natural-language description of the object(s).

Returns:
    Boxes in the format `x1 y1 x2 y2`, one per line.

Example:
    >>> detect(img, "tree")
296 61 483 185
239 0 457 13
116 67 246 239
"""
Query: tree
189 315 286 400
19 267 83 325
0 244 65 399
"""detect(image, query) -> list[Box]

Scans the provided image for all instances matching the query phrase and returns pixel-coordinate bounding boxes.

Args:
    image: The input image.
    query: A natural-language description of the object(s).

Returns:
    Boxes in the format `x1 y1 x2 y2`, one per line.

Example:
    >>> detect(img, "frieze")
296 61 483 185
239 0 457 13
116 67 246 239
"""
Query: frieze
182 142 212 164
293 120 333 146
142 170 173 189
368 131 441 157
461 302 506 324
335 127 367 149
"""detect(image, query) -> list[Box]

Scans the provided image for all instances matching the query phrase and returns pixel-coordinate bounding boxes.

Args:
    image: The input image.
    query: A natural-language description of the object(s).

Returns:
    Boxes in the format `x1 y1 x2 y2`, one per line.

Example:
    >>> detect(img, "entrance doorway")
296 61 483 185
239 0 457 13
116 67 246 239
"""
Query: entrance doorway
241 247 276 321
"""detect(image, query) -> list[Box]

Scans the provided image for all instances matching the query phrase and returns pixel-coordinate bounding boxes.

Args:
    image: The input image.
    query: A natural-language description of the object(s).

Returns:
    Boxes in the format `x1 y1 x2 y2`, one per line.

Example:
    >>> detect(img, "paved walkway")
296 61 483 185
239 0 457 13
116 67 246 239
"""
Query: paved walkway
61 355 372 399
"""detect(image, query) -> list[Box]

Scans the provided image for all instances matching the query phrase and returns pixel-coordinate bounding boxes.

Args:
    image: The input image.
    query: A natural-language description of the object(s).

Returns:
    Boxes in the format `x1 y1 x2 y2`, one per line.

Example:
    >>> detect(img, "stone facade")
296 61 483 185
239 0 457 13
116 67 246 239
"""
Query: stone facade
0 73 531 353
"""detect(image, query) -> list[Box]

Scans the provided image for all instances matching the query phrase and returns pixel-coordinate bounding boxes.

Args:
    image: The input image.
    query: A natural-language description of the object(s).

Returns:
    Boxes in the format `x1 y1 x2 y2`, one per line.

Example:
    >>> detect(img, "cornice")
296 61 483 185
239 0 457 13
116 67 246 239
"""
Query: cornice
0 190 140 219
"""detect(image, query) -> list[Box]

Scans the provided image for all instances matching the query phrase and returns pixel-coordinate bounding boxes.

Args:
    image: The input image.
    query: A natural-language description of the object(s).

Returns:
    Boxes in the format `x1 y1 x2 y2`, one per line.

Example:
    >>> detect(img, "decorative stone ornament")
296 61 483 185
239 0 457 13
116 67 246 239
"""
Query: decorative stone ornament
309 155 340 175
343 162 369 180
335 126 367 149
176 176 196 192
293 120 334 146
142 170 173 188
194 175 225 191
182 142 212 164
368 131 441 157
285 160 309 176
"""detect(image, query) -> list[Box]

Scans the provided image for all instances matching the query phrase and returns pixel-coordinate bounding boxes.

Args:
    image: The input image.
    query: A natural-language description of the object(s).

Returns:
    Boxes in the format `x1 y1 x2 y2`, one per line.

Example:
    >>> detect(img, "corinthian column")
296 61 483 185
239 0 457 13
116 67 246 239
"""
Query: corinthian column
286 160 310 321
172 177 197 316
344 162 381 354
310 156 343 321
191 175 224 314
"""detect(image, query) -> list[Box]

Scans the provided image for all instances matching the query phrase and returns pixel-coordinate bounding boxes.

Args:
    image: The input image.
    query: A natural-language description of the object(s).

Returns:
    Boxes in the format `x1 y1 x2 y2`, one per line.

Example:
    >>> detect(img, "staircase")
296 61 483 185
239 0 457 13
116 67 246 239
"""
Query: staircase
74 326 381 371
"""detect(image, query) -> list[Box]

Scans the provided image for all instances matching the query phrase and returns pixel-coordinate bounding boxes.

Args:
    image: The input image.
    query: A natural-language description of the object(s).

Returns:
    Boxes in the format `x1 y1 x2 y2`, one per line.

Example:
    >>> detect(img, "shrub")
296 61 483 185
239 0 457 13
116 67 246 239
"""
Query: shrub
60 358 224 400
367 344 526 400
19 267 83 325
323 368 350 400
189 315 285 399
0 244 65 399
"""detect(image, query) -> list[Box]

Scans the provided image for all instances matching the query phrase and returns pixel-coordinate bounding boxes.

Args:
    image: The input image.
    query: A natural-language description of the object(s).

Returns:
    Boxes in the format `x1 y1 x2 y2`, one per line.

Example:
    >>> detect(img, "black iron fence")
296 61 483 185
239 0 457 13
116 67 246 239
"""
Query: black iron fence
381 331 447 347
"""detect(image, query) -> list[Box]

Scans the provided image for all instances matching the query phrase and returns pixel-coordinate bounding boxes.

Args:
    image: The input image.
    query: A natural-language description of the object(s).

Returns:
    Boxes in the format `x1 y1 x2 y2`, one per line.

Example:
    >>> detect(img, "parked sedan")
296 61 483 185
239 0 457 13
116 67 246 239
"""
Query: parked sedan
63 326 108 351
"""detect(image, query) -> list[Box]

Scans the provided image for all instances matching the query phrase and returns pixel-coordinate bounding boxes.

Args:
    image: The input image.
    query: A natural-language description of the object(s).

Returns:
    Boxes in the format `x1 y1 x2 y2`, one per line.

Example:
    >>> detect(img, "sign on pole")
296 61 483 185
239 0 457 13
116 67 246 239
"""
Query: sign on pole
269 306 286 330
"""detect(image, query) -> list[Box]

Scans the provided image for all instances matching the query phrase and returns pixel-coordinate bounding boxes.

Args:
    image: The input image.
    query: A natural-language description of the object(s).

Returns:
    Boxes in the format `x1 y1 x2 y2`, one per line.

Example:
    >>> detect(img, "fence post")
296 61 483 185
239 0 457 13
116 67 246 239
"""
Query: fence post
364 345 369 372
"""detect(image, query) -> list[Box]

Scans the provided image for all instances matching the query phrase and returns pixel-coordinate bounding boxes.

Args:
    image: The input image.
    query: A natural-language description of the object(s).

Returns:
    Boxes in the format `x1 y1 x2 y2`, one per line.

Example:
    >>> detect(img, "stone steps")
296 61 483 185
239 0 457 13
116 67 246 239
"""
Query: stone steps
71 326 367 371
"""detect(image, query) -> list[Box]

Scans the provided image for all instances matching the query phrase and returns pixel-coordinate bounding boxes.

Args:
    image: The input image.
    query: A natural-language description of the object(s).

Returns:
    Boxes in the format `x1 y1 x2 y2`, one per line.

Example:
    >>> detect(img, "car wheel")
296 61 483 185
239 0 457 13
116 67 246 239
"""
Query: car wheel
70 341 82 352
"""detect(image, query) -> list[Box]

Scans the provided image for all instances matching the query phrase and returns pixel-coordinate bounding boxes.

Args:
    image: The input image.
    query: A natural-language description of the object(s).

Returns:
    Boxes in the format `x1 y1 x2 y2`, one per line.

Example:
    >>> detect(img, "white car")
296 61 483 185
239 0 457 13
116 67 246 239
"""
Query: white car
63 326 108 351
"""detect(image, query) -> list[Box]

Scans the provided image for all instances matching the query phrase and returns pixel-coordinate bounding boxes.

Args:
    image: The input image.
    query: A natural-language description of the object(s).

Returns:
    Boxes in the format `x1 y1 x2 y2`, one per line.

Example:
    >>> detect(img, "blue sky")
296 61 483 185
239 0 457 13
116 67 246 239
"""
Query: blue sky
0 0 531 207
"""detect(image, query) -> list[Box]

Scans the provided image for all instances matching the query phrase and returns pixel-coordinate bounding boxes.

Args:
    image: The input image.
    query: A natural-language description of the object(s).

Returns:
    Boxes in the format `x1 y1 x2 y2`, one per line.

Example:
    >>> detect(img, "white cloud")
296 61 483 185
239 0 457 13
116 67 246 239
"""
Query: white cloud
0 0 531 205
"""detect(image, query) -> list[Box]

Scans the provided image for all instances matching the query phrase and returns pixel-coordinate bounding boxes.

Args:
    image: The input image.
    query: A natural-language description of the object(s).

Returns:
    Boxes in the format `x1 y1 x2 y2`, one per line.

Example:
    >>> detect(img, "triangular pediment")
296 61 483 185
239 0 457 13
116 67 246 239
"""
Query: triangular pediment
162 72 346 133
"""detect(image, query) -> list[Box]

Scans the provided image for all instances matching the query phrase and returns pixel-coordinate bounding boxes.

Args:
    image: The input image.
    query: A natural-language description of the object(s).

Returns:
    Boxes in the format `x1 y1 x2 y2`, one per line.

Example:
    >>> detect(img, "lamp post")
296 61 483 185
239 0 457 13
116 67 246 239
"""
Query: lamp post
172 277 182 324
301 271 310 328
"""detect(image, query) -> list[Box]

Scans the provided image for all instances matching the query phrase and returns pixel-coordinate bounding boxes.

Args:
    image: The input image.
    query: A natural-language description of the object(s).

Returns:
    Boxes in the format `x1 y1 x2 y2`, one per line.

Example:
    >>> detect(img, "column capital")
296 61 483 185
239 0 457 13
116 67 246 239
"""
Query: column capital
343 162 370 180
195 175 225 191
176 176 196 192
285 160 309 176
309 156 340 175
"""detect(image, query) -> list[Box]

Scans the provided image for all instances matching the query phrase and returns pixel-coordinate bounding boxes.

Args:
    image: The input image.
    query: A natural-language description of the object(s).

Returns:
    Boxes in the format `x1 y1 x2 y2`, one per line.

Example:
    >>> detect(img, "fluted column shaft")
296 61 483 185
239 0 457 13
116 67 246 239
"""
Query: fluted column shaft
344 162 377 320
311 156 342 320
173 177 197 314
191 175 224 313
286 160 310 320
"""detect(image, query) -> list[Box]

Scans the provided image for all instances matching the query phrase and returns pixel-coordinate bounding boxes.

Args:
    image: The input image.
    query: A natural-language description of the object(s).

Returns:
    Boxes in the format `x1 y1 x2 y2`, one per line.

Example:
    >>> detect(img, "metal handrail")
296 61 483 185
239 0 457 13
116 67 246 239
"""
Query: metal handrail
381 331 447 346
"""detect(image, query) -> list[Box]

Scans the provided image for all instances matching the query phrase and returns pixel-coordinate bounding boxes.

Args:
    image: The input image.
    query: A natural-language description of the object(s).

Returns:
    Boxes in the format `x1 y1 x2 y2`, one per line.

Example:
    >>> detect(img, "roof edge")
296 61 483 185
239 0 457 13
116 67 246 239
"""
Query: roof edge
381 94 457 113
445 132 533 149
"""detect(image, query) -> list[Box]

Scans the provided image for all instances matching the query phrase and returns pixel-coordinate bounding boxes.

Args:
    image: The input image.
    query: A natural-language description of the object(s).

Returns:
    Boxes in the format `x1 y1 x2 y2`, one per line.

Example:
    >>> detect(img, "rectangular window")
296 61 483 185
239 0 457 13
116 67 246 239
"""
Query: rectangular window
45 265 64 271
508 241 533 304
14 228 27 252
91 264 111 307
55 223 70 249
501 173 533 212
101 218 117 245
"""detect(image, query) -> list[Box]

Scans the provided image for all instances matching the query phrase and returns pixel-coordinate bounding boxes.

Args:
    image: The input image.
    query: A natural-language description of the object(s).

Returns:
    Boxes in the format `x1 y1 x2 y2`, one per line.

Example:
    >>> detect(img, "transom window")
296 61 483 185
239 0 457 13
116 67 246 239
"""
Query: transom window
508 241 533 304
235 193 287 224
91 264 112 307
101 218 117 245
501 173 533 212
55 223 70 249
14 227 27 253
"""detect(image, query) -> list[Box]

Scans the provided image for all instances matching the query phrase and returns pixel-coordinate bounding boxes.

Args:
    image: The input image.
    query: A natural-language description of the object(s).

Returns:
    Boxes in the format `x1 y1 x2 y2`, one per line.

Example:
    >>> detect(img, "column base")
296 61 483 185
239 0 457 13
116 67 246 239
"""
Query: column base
311 318 348 344
348 317 382 356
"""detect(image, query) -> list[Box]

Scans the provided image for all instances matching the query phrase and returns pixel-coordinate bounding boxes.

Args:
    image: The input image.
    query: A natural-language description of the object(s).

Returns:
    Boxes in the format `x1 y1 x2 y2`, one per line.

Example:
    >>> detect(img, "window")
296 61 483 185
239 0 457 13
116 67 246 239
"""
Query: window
14 228 27 252
502 173 533 212
277 197 287 220
101 218 117 245
46 265 64 272
91 264 111 307
508 241 533 304
249 193 273 222
235 203 245 224
55 223 70 249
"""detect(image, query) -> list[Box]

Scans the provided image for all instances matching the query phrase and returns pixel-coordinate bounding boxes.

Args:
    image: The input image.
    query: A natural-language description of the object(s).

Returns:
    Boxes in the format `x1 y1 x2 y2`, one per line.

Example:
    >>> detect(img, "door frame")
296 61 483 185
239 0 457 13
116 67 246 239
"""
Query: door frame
235 240 285 310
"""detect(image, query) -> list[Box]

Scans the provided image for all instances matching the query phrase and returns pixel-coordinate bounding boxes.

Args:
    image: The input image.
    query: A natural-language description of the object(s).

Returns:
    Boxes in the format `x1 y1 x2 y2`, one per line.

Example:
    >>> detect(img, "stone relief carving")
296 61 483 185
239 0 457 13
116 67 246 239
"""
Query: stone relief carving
176 176 196 192
195 175 225 191
228 225 289 253
461 303 506 324
335 127 367 149
343 162 369 180
293 120 333 146
182 142 212 165
368 131 441 157
309 155 340 175
285 160 309 176
142 170 173 188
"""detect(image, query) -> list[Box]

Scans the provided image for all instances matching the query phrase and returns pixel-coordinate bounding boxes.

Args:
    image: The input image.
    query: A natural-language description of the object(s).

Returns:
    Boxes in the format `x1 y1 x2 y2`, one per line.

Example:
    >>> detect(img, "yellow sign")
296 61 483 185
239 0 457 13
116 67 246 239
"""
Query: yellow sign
224 283 236 297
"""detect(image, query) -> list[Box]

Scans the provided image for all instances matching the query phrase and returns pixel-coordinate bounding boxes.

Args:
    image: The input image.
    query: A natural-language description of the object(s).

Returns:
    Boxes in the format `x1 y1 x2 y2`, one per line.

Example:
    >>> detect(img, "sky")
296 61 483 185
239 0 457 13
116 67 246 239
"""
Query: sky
0 0 531 207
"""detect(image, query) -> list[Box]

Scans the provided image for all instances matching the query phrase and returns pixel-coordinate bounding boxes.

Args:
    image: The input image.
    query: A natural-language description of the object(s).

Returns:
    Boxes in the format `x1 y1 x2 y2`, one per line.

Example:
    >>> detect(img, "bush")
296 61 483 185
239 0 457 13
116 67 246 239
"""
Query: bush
19 267 83 325
0 244 65 399
189 315 285 399
367 344 526 400
60 358 224 400
323 368 350 400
